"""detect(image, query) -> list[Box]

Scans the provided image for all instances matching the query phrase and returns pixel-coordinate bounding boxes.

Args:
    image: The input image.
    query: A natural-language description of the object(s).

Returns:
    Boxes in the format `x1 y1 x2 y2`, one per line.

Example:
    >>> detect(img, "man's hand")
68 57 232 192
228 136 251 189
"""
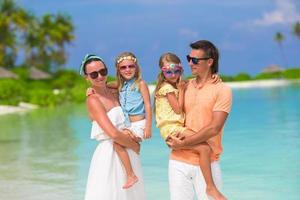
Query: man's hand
166 134 185 150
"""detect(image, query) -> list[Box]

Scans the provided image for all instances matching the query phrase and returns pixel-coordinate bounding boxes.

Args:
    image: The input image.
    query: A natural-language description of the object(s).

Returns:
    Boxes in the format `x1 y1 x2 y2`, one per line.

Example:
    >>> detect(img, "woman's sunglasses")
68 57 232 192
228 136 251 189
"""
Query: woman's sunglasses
162 69 183 77
119 64 136 71
88 68 108 79
186 55 210 65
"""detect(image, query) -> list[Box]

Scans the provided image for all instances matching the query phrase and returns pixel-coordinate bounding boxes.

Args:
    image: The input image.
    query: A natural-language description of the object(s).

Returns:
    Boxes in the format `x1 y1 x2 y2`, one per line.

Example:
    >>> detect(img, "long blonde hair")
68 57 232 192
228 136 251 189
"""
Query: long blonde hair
154 52 182 115
115 52 142 91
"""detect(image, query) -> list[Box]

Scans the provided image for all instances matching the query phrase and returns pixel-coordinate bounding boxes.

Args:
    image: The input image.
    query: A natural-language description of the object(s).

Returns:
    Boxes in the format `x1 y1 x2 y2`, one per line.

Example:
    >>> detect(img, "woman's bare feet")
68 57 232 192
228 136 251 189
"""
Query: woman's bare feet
207 186 227 200
122 175 139 189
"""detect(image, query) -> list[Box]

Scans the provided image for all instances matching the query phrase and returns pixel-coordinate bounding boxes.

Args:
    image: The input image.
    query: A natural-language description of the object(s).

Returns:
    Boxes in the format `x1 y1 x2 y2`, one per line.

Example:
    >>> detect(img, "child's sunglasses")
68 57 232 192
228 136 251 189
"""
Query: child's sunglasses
186 55 210 65
88 68 108 79
119 64 136 71
162 69 183 77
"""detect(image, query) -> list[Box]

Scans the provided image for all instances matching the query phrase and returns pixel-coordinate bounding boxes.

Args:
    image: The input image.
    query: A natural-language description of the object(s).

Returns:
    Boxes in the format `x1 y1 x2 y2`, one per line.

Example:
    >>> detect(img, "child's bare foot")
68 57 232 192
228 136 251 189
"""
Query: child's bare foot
122 175 138 189
207 186 227 200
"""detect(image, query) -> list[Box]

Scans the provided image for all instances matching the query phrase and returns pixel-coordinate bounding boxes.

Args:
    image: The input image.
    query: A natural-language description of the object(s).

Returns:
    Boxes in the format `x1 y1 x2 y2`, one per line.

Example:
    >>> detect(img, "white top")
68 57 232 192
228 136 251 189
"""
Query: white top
91 106 126 141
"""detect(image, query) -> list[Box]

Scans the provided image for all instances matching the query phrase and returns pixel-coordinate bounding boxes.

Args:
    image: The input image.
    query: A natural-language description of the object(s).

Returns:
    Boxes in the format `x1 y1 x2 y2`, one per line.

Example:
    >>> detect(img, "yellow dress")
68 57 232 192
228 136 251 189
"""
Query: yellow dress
155 83 186 140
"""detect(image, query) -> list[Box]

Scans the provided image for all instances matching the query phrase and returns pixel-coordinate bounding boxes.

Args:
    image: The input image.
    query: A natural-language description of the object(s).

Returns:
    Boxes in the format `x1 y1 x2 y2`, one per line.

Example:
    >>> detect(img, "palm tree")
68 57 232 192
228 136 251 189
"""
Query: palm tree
24 13 74 71
0 0 31 68
23 14 74 71
292 21 300 44
274 32 288 67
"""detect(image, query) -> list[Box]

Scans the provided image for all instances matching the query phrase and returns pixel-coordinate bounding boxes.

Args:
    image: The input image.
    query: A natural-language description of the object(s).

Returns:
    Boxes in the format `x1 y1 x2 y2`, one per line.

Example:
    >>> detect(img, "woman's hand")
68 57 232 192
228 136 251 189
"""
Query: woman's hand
123 129 142 143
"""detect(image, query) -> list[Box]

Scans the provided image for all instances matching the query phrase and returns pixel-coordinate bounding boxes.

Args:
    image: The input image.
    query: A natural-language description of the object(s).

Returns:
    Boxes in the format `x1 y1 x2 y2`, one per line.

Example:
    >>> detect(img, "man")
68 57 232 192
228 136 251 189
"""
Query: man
166 40 232 200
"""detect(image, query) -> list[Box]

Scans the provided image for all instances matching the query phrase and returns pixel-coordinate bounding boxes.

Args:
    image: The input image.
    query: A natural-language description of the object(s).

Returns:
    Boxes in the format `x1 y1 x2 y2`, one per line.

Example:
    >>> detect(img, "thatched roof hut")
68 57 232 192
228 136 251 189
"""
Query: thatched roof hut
262 65 283 73
29 67 52 80
0 67 18 79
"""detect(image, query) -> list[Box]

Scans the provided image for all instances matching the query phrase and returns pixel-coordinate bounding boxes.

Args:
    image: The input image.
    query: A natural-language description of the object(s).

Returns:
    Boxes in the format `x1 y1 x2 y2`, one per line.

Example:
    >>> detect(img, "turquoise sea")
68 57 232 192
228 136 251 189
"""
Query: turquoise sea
0 84 300 200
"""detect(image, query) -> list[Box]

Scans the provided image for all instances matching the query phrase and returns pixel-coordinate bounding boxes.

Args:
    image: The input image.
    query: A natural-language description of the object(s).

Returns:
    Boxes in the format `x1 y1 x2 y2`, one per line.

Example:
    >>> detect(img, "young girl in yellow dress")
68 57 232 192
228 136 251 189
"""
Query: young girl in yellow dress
154 52 226 200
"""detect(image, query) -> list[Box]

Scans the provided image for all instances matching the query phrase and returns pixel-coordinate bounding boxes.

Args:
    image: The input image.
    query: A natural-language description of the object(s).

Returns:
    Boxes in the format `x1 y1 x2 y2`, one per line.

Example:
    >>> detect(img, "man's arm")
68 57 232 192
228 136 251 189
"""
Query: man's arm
167 111 228 149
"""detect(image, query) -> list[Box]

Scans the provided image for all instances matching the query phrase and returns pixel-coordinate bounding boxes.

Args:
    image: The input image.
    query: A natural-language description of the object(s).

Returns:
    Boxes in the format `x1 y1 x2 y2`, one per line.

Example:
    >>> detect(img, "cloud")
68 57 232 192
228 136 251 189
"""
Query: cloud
178 28 200 40
253 0 300 26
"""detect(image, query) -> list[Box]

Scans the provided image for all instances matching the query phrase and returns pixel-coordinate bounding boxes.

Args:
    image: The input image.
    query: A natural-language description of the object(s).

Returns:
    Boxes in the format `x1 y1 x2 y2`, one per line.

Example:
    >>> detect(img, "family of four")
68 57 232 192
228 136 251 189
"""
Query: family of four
81 40 232 200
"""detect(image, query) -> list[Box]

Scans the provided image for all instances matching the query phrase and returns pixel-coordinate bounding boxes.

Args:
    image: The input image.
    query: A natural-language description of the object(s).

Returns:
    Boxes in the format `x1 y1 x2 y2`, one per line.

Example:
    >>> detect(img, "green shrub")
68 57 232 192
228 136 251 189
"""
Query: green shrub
69 85 87 103
0 79 27 105
25 89 64 107
220 75 234 82
27 80 53 90
282 68 300 79
52 70 83 89
11 67 29 80
254 72 283 80
233 73 252 81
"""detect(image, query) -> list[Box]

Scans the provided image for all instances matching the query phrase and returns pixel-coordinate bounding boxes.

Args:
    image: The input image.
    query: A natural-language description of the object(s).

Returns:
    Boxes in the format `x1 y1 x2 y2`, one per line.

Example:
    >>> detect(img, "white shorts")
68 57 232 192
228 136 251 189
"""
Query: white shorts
169 159 222 200
127 119 146 141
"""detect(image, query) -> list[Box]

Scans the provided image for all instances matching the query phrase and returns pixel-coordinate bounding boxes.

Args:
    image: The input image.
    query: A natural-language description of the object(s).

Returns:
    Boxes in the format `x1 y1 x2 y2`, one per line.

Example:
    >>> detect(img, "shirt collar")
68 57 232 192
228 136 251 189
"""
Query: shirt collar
191 74 222 89
124 78 135 85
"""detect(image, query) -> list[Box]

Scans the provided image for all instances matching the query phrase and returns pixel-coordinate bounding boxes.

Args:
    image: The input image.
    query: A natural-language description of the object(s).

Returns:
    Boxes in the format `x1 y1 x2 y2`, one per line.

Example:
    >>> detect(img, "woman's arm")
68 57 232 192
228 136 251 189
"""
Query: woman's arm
87 95 140 152
139 80 152 139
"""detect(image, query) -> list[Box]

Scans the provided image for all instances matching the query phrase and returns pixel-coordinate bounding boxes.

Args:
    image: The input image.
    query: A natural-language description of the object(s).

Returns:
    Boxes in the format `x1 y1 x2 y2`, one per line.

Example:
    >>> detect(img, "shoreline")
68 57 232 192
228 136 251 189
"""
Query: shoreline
148 79 300 94
1 79 299 116
224 79 300 89
0 102 38 116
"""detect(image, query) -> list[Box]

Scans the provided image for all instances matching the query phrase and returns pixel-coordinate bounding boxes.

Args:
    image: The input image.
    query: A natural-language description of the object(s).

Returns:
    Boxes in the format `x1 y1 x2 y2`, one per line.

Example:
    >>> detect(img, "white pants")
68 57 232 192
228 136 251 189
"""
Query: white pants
169 159 222 200
127 119 146 141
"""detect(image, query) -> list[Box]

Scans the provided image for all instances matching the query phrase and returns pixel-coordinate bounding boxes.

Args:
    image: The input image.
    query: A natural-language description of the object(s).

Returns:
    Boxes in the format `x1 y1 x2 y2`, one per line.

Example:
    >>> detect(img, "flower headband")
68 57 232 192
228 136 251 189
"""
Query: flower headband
161 63 183 71
79 54 104 75
116 55 137 64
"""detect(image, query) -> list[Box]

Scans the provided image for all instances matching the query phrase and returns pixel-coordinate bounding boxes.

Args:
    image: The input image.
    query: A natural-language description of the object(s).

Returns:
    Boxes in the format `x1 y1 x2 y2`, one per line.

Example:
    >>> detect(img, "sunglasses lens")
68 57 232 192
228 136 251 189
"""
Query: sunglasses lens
187 55 200 64
119 66 126 70
174 69 182 75
191 58 199 64
89 71 99 79
99 68 108 76
119 65 135 71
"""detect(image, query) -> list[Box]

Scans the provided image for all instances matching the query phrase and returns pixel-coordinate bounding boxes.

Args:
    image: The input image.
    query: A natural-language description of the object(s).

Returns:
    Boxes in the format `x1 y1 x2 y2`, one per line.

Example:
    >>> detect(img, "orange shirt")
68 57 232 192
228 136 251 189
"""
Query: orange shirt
170 78 232 165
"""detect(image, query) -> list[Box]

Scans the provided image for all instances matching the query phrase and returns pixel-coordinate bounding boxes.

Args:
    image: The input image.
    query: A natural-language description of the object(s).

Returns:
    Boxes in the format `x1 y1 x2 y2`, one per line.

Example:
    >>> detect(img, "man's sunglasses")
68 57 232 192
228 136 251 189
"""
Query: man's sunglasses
119 64 136 71
162 69 183 77
88 68 108 79
186 55 210 65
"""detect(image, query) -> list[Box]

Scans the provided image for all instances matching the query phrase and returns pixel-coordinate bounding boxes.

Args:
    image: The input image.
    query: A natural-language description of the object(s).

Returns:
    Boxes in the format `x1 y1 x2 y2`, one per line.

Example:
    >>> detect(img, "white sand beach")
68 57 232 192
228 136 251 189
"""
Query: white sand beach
224 79 300 89
0 102 38 116
148 79 300 94
1 79 299 116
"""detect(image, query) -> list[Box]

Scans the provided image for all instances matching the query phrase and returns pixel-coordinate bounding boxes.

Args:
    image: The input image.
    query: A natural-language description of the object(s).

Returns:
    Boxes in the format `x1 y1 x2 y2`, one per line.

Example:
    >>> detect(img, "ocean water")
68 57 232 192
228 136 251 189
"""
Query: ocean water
0 83 299 200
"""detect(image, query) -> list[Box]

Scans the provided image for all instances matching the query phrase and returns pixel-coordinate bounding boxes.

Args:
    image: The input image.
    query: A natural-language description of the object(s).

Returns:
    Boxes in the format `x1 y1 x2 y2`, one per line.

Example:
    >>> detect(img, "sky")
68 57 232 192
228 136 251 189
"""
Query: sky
17 0 300 82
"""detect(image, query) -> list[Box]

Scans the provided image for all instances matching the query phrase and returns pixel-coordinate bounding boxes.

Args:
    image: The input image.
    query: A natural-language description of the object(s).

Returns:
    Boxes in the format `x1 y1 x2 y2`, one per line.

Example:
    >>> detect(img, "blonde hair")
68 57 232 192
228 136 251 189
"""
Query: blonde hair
154 52 181 97
115 52 142 91
154 52 182 115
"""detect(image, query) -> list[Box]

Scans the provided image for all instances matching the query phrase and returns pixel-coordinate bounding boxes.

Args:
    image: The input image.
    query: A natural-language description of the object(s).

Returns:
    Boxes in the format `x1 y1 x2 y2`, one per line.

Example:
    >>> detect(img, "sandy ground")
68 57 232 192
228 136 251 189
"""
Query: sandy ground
0 102 38 116
148 79 300 94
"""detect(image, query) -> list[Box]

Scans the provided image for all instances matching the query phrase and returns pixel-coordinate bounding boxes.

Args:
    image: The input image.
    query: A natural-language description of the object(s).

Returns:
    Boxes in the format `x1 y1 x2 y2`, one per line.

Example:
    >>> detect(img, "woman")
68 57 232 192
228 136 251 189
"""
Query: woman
80 54 146 200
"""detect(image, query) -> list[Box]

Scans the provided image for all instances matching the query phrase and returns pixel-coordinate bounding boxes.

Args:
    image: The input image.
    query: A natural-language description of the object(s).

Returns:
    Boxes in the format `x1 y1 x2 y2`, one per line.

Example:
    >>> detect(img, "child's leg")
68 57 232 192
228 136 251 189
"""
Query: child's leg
113 142 138 189
182 129 227 200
